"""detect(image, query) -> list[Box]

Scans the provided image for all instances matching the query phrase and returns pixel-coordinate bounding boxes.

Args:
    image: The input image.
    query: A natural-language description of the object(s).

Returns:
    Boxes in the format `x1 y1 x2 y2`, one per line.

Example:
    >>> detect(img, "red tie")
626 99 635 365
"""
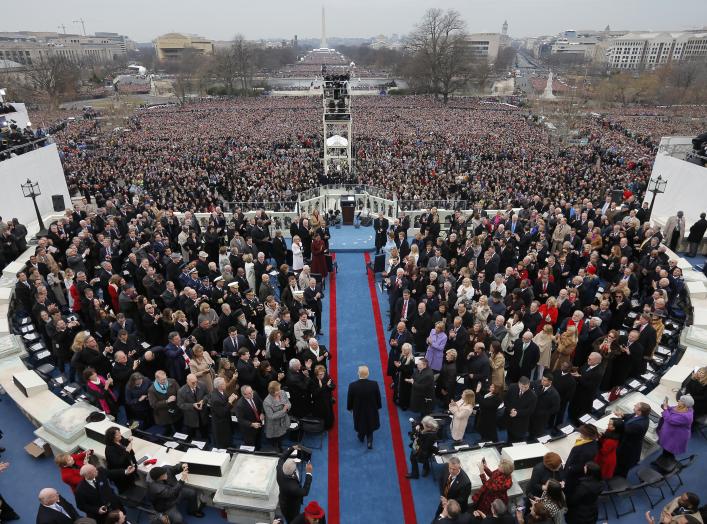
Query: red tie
402 300 408 319
248 398 259 419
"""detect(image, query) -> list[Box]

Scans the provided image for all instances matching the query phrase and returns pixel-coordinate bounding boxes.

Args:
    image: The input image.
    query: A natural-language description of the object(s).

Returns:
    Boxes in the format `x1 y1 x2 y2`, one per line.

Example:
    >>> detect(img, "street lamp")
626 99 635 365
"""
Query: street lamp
646 174 668 221
20 179 47 237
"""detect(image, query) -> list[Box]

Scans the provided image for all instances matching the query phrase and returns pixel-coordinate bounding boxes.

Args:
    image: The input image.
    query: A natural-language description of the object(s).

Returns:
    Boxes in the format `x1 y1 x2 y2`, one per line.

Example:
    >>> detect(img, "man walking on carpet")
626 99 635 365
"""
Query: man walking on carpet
346 365 382 449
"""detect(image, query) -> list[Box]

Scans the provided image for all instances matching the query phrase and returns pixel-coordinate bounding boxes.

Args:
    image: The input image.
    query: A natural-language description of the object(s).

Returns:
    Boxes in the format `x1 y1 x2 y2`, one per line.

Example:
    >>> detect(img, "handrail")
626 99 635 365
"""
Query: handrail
222 201 298 213
0 136 51 160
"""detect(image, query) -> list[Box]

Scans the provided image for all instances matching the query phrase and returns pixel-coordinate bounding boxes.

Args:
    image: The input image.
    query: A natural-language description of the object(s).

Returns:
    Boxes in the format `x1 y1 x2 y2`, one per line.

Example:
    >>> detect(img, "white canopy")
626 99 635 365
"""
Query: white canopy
326 135 348 148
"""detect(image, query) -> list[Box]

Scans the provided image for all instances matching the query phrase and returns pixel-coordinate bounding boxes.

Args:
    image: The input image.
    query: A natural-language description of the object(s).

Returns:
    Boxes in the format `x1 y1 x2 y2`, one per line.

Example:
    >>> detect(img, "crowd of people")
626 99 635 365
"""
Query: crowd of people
0 119 48 160
2 199 339 523
44 96 703 215
0 95 704 523
370 195 707 523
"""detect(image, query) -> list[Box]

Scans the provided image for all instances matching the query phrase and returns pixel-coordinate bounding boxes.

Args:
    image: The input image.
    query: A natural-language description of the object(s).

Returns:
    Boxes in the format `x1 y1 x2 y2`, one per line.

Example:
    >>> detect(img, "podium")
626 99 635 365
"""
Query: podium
341 195 355 225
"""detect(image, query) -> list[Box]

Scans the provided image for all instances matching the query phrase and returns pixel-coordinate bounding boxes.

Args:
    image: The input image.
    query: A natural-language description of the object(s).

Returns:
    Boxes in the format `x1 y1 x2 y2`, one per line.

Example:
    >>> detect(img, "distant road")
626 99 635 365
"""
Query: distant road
515 51 547 73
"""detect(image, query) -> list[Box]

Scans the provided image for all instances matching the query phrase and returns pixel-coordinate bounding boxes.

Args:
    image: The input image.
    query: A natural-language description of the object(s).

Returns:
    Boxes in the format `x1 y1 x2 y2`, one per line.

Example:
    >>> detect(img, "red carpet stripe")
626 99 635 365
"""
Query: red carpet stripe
363 252 417 524
326 254 340 523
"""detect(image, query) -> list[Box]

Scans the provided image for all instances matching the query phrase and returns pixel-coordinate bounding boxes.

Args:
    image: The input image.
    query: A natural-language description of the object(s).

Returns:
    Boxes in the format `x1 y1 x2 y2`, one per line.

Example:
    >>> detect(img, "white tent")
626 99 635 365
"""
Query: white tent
326 135 348 148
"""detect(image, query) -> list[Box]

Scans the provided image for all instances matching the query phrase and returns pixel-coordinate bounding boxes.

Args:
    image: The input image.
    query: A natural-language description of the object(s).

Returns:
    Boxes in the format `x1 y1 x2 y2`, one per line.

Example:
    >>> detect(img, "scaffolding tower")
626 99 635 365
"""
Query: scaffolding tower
322 70 352 175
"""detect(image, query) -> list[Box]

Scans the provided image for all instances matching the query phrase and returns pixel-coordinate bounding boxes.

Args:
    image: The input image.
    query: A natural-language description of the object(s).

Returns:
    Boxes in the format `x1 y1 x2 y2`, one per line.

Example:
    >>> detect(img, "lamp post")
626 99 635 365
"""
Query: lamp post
646 174 668 221
21 179 47 237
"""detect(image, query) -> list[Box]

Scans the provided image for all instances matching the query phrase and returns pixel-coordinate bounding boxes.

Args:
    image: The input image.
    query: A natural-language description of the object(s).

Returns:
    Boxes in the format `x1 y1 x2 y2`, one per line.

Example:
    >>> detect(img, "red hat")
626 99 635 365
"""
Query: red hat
304 501 325 519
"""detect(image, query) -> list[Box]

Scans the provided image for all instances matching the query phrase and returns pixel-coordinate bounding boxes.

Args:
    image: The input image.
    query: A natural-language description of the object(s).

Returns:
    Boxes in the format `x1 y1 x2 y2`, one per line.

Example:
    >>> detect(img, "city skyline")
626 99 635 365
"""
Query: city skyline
2 0 706 43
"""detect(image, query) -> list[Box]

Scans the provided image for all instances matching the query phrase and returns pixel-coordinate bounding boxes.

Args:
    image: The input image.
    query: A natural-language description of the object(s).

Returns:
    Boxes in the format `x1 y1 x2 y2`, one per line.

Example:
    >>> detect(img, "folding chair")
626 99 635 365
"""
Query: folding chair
637 467 667 508
604 476 639 518
298 417 326 449
663 454 696 495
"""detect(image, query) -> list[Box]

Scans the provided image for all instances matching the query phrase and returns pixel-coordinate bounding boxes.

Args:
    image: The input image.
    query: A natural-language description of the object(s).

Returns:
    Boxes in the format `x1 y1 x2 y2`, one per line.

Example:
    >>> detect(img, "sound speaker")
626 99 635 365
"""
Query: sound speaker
52 194 65 212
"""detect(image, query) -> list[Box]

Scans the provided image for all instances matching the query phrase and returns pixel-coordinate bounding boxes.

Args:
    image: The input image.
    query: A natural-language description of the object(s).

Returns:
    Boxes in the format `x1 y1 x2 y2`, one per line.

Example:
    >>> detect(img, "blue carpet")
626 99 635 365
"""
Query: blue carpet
328 226 375 252
334 253 406 523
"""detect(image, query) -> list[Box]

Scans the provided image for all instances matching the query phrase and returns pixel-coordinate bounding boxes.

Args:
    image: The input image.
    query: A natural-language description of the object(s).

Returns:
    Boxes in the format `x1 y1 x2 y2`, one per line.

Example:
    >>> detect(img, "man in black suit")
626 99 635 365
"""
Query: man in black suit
209 376 238 448
346 365 382 449
465 342 490 392
234 385 264 449
435 457 472 516
386 269 409 330
277 446 313 523
176 373 210 440
529 373 561 437
613 402 651 478
235 348 257 387
74 464 122 524
221 326 243 359
635 313 657 363
504 377 537 442
36 488 80 524
387 322 414 377
507 331 540 384
393 288 417 328
13 271 33 313
433 500 474 523
445 316 467 355
409 358 436 418
373 212 389 254
568 352 604 423
286 358 312 418
271 231 288 267
687 211 707 257
624 329 646 378
553 362 577 427
532 274 556 303
303 277 324 335
147 464 202 521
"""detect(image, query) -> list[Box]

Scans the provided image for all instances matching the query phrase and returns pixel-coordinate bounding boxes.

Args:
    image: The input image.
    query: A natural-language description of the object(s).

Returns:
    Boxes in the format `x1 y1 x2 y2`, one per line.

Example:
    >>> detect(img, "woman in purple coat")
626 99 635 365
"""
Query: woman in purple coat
657 394 694 460
425 322 448 372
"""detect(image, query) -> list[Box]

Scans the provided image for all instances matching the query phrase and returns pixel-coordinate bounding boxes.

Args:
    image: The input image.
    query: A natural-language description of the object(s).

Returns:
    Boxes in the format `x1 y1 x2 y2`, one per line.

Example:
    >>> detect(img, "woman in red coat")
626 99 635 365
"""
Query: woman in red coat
537 297 559 333
594 418 622 479
55 450 93 492
107 275 122 313
310 233 328 279
472 458 514 515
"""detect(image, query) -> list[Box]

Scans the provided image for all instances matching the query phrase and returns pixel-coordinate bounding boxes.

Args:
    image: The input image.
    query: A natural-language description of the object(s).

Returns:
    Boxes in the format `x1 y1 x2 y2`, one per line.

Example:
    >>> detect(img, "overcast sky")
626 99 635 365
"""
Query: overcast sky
3 0 705 42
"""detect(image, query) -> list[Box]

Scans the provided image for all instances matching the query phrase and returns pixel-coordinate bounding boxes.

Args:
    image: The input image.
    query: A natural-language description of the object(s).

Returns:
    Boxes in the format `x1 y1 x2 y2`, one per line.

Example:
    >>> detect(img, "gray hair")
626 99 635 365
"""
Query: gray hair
213 377 225 389
679 394 695 409
289 358 301 370
421 416 439 431
448 456 461 466
282 459 297 476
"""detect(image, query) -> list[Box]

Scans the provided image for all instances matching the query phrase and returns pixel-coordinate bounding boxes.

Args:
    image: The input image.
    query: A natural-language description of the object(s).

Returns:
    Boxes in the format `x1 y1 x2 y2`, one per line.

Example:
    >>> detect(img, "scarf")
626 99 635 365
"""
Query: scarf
573 437 593 447
154 381 168 394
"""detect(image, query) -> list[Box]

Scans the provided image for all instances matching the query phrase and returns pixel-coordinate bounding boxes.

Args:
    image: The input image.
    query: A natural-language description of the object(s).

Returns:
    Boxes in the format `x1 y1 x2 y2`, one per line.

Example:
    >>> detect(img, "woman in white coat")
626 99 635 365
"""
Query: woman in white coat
532 324 555 380
292 235 304 271
243 253 256 291
449 389 476 443
502 311 525 353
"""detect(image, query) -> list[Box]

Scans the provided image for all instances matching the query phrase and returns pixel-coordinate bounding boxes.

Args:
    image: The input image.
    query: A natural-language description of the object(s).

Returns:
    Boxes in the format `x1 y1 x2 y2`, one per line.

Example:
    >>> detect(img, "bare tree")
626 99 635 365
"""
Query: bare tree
494 47 517 73
172 48 202 101
232 35 257 93
212 47 238 94
23 55 79 109
406 8 472 102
